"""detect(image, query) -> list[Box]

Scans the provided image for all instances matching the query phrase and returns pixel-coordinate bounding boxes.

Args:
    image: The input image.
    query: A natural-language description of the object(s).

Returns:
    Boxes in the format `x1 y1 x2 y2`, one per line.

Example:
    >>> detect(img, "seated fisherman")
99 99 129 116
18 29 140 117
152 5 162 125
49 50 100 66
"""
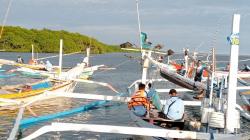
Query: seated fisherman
162 89 184 121
45 60 53 71
16 56 24 64
128 83 150 117
242 64 250 72
147 83 163 111
146 83 156 100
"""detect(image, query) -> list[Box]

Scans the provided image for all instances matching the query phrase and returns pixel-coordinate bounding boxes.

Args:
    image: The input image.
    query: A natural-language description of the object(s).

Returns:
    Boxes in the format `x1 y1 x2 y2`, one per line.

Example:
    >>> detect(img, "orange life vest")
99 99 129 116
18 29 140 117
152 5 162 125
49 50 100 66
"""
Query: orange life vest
128 90 150 110
170 62 182 70
202 70 209 77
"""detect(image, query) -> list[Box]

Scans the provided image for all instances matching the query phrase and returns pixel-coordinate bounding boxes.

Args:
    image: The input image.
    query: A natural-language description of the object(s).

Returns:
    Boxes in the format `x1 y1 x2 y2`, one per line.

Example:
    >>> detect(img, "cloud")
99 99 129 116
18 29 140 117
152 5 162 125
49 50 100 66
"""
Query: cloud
1 0 250 54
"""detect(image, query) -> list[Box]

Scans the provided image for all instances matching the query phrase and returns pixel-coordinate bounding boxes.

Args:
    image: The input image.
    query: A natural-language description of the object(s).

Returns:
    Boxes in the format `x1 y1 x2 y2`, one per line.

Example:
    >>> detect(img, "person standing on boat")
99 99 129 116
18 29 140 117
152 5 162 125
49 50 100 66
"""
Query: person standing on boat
162 89 184 121
194 60 204 82
128 83 150 117
16 56 24 63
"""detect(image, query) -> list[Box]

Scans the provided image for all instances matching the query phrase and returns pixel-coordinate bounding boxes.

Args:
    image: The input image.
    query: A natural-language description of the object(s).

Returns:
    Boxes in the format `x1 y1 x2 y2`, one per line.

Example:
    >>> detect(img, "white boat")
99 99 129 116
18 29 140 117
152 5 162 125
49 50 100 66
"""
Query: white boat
124 10 250 139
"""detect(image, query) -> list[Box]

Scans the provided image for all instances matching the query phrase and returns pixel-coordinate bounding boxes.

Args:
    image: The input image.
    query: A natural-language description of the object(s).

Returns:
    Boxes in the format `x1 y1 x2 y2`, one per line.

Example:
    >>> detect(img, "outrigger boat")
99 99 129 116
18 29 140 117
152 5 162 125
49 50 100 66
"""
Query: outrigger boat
125 9 250 139
8 13 249 140
0 40 102 108
0 44 51 71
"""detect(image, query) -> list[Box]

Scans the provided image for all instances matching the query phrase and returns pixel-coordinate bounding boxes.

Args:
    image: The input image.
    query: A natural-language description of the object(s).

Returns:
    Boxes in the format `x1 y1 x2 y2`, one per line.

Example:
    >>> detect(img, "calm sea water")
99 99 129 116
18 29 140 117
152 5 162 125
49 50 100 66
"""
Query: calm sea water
0 52 249 139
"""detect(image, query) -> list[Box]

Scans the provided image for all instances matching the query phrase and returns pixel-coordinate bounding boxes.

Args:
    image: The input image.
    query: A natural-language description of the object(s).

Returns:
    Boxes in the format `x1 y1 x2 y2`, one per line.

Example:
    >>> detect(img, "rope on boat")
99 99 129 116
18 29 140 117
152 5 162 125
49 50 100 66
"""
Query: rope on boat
73 79 119 93
0 0 13 39
7 107 25 140
36 51 82 61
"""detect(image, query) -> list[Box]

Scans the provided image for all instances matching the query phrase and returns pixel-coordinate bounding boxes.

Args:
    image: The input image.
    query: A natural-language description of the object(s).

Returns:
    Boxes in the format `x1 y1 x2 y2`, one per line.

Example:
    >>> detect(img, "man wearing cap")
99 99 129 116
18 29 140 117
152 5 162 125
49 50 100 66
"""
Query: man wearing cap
128 83 150 117
162 89 184 121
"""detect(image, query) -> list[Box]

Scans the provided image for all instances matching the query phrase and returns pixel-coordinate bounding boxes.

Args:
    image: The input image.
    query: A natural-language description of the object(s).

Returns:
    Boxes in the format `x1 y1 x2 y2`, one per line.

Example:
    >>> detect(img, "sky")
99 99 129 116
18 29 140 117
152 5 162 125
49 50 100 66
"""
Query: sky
0 0 250 54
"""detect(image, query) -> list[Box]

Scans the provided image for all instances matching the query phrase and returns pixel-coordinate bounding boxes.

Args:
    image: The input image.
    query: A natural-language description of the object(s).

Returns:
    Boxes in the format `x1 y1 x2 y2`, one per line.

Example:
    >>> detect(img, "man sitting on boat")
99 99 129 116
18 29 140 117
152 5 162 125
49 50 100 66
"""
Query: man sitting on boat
242 64 250 72
16 56 24 64
147 83 163 111
146 83 156 100
161 89 184 121
128 83 150 117
45 60 53 71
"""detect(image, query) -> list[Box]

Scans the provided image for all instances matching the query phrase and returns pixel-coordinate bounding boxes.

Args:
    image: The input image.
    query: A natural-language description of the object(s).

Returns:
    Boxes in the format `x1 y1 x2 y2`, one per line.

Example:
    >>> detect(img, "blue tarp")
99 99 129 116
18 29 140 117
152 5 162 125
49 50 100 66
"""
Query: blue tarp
31 81 52 90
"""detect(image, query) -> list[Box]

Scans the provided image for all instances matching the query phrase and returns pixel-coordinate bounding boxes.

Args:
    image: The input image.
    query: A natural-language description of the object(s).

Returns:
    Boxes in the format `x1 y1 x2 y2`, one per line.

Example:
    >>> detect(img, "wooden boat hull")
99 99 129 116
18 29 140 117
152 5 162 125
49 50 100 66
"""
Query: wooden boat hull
160 68 206 91
15 63 46 71
0 81 76 107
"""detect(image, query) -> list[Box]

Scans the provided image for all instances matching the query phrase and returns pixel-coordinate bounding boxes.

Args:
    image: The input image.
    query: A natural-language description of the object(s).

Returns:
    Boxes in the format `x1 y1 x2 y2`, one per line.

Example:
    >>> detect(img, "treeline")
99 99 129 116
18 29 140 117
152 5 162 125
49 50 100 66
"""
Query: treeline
0 26 122 54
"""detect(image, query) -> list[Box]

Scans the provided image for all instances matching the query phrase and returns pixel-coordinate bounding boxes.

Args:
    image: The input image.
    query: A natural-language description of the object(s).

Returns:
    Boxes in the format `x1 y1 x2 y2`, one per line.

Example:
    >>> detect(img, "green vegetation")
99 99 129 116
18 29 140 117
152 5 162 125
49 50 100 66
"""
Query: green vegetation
0 26 123 54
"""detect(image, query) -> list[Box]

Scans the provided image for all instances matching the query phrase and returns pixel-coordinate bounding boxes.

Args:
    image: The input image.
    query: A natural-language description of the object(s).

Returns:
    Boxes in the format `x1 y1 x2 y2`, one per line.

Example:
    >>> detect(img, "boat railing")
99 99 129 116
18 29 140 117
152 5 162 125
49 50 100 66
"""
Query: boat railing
20 122 244 140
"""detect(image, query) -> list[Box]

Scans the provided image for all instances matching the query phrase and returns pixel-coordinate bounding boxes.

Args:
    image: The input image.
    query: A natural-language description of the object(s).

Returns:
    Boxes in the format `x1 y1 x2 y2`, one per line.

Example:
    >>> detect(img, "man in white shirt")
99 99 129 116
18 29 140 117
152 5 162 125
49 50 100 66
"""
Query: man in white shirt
162 89 184 121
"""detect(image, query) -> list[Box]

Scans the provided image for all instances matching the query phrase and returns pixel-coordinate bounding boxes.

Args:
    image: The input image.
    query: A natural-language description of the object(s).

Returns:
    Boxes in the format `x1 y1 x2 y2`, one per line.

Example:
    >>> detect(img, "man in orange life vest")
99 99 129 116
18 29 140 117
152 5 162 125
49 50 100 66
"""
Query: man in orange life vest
128 83 150 117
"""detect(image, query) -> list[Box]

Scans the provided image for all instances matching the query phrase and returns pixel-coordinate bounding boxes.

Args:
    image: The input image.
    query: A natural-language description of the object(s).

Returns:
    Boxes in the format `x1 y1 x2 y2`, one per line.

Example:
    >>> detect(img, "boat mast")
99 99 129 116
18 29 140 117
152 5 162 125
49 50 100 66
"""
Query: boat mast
86 47 90 67
86 37 91 67
59 39 63 75
136 0 142 51
31 44 34 60
136 0 147 84
226 14 240 133
0 0 13 39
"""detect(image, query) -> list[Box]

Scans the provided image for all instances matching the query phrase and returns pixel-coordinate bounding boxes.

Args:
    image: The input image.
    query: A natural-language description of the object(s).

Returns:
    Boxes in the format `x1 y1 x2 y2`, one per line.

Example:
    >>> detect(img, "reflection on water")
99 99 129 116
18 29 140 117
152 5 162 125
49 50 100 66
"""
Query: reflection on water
0 52 249 139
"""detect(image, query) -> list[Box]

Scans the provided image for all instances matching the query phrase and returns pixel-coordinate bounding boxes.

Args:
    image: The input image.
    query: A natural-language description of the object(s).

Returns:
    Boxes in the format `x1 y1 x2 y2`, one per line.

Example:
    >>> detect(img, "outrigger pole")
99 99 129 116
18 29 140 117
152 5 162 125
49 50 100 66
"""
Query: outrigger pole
226 14 240 133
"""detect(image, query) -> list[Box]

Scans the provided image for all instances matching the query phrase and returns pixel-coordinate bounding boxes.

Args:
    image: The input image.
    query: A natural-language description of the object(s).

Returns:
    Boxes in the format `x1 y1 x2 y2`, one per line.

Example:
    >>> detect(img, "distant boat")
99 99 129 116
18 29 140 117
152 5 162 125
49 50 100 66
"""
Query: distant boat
0 79 75 107
0 73 16 79
0 49 6 52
